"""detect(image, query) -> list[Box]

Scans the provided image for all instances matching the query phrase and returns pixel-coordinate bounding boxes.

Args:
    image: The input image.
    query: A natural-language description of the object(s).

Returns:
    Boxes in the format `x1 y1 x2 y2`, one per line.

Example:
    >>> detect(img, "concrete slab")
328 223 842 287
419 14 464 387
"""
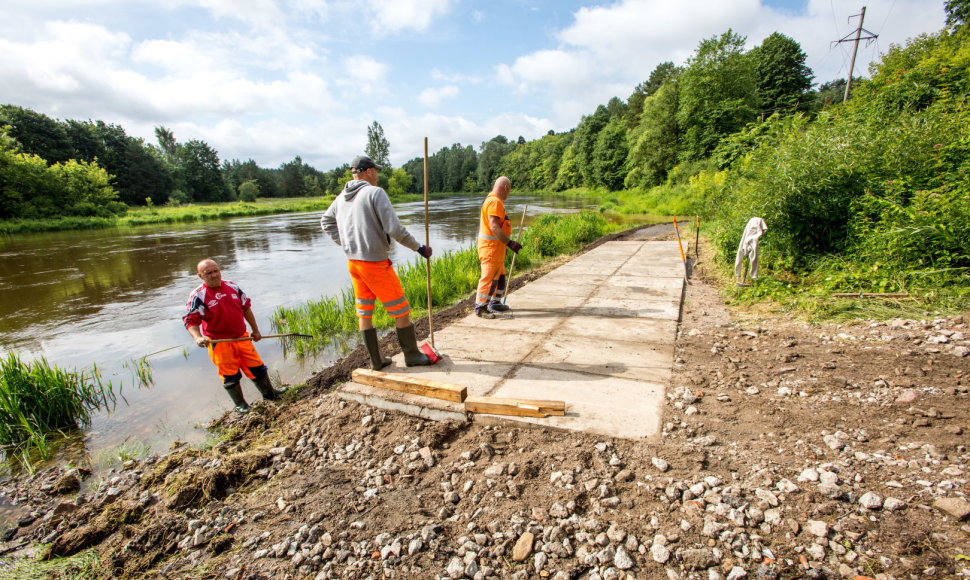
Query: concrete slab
577 296 682 321
525 334 673 383
515 278 597 298
427 325 546 364
379 355 512 397
556 315 678 343
590 282 683 301
484 365 665 439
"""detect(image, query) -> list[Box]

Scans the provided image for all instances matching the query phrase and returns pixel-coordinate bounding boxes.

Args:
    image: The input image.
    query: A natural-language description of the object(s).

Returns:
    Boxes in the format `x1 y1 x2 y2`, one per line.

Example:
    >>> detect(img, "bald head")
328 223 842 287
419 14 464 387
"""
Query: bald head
197 258 223 288
492 176 511 200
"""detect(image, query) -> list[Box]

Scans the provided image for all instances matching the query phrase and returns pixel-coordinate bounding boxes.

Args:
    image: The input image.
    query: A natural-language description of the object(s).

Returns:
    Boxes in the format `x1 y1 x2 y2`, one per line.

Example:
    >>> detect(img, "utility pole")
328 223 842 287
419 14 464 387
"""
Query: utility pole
833 6 878 102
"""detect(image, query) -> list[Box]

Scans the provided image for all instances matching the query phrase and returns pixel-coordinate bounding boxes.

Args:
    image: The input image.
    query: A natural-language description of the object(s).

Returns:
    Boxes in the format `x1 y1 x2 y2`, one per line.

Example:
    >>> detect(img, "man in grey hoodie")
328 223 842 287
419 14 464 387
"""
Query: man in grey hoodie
321 155 433 368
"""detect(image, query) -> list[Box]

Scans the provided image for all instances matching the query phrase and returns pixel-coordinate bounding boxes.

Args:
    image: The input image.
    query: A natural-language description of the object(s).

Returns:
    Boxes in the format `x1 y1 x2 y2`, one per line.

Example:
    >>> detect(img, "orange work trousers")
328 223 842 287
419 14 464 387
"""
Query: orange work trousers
208 336 264 379
476 244 507 309
348 259 411 319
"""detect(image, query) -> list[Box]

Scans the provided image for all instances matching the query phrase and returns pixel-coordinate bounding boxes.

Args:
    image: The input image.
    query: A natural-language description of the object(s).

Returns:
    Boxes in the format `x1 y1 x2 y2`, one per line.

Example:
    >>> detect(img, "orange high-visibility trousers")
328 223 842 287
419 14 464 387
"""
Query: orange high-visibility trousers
348 259 411 319
208 336 264 379
476 244 507 309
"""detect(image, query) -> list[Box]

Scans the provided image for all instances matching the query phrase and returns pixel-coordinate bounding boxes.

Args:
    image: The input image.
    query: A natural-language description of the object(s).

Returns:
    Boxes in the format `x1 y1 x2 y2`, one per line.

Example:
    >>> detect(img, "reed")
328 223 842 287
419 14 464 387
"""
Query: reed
0 353 118 457
273 212 608 356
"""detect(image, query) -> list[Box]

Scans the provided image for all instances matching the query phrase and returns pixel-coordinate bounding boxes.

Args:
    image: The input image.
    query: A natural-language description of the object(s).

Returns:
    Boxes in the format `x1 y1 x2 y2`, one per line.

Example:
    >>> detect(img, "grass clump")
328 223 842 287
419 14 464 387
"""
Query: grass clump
274 212 608 356
0 354 118 464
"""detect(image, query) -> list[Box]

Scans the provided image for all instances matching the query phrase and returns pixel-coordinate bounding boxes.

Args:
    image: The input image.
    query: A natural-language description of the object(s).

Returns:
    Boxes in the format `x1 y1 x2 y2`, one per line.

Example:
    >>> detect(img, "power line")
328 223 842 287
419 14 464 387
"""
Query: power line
832 6 879 101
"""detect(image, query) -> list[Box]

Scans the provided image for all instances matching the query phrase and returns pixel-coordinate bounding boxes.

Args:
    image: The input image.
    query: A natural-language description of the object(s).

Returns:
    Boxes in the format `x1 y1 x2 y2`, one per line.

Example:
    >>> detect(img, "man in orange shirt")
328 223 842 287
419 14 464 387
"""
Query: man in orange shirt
476 176 521 319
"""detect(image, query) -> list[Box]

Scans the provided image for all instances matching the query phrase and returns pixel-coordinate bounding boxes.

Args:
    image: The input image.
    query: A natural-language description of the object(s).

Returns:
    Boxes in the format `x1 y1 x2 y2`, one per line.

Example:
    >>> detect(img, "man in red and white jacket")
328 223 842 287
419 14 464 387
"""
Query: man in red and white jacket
183 258 284 413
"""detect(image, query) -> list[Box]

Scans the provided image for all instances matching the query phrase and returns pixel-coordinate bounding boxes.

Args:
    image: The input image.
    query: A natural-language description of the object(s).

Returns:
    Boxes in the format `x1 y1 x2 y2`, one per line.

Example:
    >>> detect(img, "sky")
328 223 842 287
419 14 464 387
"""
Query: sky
0 0 948 172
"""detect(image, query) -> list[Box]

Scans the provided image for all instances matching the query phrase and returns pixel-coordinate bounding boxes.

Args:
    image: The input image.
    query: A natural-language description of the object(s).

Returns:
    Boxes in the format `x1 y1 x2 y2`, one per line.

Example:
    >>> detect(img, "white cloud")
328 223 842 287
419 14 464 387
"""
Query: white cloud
337 54 390 96
418 85 459 109
362 0 455 33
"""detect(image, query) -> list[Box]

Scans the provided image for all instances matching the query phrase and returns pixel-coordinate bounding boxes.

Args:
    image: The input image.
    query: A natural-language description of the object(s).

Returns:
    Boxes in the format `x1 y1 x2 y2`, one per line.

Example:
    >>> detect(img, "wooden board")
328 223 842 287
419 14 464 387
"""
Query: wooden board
464 396 566 418
351 369 467 403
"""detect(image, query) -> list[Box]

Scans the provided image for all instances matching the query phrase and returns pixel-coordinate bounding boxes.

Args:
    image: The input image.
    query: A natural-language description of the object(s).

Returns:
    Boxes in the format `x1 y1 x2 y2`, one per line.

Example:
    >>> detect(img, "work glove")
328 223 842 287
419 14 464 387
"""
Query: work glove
507 240 522 253
417 245 433 258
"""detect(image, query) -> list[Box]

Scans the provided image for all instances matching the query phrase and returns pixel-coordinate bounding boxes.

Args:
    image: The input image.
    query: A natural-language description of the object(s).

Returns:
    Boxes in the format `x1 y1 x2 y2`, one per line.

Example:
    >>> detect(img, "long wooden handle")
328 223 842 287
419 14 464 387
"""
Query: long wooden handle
208 333 309 344
502 204 528 305
423 137 434 348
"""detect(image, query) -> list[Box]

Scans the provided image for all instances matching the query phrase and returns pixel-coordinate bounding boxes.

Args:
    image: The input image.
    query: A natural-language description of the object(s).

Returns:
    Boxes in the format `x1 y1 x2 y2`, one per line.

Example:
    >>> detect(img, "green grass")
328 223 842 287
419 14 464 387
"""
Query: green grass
273 211 609 356
0 354 118 466
0 548 100 580
0 196 335 234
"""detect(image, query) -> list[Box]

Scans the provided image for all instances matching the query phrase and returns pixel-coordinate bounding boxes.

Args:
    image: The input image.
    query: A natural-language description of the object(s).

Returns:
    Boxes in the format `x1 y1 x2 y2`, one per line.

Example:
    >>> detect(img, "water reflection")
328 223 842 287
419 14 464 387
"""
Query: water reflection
0 194 596 470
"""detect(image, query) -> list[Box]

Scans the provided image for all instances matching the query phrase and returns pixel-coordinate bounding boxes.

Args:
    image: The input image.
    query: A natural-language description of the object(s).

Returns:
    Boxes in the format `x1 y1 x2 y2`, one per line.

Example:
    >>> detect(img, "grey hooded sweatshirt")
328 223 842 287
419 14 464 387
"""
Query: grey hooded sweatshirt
320 180 421 262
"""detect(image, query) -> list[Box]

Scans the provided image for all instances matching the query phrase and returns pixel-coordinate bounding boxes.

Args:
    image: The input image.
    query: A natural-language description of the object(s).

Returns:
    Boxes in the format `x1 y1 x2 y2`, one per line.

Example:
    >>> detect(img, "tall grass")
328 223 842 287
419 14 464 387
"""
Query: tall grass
0 353 118 462
273 212 608 356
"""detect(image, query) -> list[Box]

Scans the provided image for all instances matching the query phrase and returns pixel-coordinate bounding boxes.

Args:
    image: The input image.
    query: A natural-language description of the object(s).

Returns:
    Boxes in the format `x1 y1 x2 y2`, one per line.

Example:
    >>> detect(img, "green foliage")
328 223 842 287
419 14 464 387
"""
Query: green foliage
387 168 413 197
677 29 758 162
592 117 628 190
626 82 680 188
238 179 259 202
751 32 813 115
476 136 514 190
574 106 611 186
946 0 969 28
0 354 117 462
0 105 73 164
366 121 391 168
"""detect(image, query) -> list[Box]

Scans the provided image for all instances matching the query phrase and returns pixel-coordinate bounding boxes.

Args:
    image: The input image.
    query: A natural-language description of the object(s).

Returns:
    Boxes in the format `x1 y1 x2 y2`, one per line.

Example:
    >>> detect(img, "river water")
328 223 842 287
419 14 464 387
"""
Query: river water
0 194 595 470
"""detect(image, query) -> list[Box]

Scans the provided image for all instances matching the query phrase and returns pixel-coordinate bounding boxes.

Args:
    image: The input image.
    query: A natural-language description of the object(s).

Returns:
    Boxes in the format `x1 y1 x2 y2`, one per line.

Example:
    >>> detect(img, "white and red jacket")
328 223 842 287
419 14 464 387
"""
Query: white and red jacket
182 281 251 340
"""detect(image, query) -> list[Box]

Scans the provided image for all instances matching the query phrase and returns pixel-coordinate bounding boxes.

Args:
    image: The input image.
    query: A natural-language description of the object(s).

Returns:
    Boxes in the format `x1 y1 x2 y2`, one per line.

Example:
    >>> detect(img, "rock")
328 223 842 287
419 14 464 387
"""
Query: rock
512 532 534 562
726 567 747 580
755 489 779 507
797 468 820 482
652 458 670 472
822 435 845 450
776 479 798 494
615 469 634 483
883 497 906 512
805 520 829 537
896 389 920 404
446 556 464 579
859 492 883 510
932 497 970 520
614 546 634 570
534 551 548 574
681 548 718 570
651 543 671 563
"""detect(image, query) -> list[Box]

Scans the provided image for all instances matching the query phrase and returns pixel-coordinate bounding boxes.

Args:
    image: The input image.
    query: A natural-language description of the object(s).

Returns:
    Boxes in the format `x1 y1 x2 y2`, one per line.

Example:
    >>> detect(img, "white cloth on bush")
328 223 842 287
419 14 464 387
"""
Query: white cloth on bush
734 217 768 280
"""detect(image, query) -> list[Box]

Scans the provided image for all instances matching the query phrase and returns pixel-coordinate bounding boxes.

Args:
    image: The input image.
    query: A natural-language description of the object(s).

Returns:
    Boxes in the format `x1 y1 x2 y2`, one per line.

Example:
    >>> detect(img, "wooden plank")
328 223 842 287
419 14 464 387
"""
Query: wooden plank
351 368 467 403
464 396 566 418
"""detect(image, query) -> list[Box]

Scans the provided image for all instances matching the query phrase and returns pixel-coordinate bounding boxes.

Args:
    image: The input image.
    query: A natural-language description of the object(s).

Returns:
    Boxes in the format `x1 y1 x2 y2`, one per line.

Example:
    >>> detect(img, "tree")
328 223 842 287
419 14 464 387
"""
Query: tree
179 139 230 202
387 168 413 197
677 29 758 162
628 62 681 128
0 105 73 164
366 121 390 168
946 0 969 27
573 106 611 187
592 117 628 190
752 32 814 115
154 126 180 166
626 81 680 188
238 180 259 202
476 135 514 190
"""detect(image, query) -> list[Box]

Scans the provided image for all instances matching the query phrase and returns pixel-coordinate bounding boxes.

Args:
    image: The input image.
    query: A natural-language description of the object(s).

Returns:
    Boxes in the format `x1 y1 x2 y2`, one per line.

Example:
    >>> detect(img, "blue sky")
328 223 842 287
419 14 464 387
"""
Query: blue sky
0 0 946 171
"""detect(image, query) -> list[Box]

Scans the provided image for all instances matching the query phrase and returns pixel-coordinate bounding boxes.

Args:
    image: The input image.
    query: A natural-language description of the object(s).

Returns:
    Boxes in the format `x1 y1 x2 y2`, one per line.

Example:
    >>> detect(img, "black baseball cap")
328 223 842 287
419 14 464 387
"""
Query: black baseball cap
350 155 382 171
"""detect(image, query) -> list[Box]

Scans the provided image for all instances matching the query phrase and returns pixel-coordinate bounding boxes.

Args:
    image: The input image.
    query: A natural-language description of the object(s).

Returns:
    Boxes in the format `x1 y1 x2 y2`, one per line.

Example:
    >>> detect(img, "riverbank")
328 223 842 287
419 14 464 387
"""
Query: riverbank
0 197 336 235
2 226 968 579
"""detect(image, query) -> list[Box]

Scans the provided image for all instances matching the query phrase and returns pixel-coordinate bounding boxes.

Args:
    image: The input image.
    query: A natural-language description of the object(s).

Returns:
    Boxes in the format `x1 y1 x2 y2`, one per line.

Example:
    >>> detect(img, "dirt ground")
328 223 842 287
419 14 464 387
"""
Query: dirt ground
2 227 969 580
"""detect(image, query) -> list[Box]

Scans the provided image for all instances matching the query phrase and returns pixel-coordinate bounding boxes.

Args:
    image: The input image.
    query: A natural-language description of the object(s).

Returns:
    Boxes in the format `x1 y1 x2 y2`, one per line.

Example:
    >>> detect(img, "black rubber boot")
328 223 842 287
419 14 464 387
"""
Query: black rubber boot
224 381 250 414
396 324 431 367
489 302 511 312
253 373 286 401
362 328 392 370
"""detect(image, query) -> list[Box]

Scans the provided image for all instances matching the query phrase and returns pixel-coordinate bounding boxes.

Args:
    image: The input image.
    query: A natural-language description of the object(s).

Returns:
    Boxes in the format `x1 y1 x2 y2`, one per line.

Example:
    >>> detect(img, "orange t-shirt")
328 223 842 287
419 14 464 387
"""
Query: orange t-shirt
478 193 511 248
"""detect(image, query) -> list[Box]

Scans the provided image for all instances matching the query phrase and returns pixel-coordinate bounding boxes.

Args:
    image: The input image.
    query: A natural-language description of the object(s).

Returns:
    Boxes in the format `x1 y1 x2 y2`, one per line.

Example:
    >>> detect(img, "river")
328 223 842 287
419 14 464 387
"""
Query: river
0 194 596 470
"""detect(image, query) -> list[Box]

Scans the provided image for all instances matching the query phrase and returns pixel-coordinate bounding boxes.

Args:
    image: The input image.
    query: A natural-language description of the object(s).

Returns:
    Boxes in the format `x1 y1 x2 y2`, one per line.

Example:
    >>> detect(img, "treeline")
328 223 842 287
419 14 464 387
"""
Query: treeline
0 108 353 220
398 30 855 194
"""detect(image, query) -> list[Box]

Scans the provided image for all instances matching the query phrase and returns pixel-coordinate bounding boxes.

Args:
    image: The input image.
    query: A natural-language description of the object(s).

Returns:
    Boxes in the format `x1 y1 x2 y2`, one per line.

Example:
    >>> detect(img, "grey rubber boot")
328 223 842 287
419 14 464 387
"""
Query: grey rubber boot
362 328 392 370
253 374 286 401
396 324 432 367
224 381 251 414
